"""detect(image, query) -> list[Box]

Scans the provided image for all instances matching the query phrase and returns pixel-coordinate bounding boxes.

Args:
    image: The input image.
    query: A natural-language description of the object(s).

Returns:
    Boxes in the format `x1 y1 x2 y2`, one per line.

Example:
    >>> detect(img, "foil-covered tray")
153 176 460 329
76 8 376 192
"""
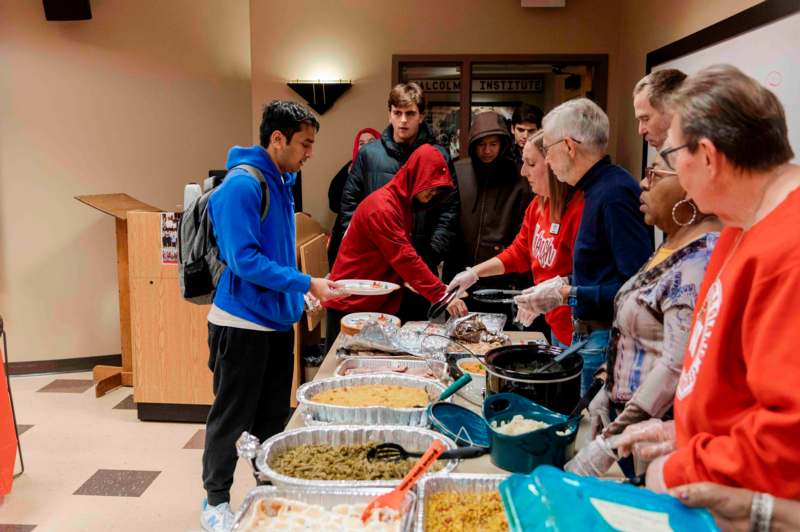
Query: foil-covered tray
415 473 510 532
297 374 446 426
335 356 448 381
256 425 459 488
232 485 417 532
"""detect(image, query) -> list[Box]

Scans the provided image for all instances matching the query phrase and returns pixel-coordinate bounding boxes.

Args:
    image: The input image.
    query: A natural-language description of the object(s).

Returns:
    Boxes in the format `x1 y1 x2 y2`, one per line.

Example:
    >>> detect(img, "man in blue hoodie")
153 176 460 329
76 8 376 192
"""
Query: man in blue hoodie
200 100 340 532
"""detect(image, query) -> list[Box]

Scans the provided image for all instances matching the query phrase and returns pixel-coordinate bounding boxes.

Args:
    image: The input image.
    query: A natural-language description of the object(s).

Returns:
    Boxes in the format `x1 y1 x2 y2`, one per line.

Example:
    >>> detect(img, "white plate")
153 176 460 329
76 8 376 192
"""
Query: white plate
341 312 401 330
336 279 400 296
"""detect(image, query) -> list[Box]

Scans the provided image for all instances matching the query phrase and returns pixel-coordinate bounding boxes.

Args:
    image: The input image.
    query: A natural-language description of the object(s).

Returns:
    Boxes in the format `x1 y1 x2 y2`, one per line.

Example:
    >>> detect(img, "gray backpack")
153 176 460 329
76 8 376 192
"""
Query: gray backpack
178 164 269 304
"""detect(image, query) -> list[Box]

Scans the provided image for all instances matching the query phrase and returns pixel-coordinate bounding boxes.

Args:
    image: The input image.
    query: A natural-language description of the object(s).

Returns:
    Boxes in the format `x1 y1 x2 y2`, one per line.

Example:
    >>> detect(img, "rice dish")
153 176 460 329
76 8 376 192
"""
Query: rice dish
490 415 549 436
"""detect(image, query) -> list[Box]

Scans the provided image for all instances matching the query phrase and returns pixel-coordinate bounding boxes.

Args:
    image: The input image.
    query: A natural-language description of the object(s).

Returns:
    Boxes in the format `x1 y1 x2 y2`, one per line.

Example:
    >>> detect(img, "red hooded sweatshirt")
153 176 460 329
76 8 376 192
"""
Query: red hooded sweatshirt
326 144 453 314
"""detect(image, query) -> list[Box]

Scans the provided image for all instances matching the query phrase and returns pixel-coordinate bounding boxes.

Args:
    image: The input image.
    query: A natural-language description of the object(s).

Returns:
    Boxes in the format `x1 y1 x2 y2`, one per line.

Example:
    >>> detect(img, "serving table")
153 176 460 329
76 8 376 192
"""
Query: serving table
284 330 550 475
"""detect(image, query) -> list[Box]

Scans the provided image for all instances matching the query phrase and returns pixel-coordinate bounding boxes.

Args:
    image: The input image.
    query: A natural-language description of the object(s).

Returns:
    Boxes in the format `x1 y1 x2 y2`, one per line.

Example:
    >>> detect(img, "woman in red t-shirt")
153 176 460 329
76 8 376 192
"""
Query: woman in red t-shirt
447 131 584 346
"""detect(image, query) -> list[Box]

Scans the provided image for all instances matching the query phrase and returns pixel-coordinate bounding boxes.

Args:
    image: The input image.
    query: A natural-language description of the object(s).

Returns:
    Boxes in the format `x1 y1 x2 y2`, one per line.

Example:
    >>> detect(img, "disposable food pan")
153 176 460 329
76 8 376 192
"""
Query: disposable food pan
232 485 417 532
255 425 459 489
415 473 509 532
297 374 447 426
335 356 448 381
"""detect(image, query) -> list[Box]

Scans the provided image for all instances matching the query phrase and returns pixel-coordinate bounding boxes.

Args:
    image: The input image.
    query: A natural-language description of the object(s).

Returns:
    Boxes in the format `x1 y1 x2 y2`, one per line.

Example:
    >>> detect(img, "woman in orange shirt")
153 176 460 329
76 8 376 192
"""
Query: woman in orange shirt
621 65 800 501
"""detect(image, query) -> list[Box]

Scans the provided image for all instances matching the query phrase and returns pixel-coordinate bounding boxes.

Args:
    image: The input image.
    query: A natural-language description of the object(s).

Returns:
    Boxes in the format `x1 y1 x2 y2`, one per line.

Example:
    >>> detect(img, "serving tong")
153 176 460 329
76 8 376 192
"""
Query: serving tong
427 287 460 320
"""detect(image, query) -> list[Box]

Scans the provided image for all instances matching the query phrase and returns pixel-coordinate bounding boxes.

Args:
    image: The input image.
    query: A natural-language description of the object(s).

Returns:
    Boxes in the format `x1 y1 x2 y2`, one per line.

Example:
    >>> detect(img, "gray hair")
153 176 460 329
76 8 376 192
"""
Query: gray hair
671 64 793 171
542 97 609 153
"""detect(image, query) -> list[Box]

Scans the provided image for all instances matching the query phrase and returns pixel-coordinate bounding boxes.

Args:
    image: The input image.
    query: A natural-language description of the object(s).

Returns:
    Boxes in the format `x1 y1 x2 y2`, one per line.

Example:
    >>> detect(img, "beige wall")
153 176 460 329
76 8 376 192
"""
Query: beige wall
249 0 625 229
0 0 768 363
615 0 763 173
0 0 252 362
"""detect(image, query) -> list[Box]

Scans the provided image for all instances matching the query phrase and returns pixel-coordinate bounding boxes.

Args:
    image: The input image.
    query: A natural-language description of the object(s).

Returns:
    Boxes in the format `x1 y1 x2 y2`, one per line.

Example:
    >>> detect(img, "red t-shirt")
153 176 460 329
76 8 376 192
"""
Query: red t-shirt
664 187 800 498
497 194 584 344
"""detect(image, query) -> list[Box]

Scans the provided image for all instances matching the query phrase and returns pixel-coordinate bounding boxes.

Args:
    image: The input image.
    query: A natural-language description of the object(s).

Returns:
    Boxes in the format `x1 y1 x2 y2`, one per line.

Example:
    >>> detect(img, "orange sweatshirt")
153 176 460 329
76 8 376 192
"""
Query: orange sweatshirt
664 188 800 498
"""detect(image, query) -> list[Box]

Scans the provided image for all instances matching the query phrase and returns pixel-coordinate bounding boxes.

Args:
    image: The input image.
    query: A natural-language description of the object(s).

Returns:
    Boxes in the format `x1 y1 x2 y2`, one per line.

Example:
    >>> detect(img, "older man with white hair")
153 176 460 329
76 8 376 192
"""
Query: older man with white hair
515 98 652 394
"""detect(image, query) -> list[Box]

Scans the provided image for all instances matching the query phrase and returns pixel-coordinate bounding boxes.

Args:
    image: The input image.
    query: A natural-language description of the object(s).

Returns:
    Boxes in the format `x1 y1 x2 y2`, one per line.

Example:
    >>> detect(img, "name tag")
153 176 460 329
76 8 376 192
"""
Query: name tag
550 223 560 235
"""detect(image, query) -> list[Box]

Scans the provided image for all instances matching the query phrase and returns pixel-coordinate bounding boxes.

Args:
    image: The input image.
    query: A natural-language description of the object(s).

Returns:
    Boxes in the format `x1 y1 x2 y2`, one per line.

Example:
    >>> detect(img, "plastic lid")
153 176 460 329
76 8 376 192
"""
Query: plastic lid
499 466 719 532
428 402 491 448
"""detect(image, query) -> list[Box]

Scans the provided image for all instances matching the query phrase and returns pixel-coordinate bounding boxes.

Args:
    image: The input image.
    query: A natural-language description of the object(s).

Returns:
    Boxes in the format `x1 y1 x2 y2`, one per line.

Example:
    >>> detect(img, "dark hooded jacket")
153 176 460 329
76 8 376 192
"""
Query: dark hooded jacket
443 112 533 288
338 122 459 271
327 145 453 314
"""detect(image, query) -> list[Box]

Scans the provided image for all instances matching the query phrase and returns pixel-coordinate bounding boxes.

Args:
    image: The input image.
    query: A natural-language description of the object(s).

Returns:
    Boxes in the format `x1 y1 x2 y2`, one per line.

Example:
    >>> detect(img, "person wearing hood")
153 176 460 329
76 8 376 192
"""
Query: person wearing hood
327 127 380 268
339 83 459 320
200 101 340 532
443 111 533 295
324 144 461 354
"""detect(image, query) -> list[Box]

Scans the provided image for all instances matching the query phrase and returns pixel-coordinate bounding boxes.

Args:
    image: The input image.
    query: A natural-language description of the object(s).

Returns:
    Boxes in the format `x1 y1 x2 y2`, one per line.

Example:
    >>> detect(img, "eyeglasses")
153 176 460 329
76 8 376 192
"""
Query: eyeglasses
643 165 678 186
543 137 582 156
659 143 690 170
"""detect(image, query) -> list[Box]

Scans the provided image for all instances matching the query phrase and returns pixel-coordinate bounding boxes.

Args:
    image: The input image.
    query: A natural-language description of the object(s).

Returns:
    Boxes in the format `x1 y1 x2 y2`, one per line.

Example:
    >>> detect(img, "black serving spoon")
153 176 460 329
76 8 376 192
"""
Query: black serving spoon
367 443 487 462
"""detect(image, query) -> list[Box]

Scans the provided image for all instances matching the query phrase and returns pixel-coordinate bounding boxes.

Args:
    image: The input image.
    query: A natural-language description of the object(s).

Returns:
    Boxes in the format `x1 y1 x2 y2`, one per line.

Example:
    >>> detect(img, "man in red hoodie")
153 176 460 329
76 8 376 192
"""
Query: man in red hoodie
324 144 460 353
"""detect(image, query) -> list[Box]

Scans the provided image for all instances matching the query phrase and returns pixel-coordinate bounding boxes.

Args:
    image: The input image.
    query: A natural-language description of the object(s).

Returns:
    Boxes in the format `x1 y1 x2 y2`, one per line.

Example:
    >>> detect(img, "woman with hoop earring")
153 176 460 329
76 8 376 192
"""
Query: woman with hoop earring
565 152 721 477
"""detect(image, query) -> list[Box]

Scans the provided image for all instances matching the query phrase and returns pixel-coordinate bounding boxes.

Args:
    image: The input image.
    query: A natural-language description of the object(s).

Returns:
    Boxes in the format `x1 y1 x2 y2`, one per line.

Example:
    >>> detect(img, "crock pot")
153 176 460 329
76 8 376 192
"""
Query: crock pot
484 344 582 415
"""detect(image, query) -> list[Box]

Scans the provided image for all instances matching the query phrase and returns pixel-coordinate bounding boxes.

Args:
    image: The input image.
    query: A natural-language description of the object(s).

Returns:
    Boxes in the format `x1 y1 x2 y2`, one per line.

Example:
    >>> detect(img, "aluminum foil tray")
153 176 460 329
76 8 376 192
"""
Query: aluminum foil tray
297 374 446 426
256 425 459 489
335 356 448 382
415 473 510 532
232 485 416 532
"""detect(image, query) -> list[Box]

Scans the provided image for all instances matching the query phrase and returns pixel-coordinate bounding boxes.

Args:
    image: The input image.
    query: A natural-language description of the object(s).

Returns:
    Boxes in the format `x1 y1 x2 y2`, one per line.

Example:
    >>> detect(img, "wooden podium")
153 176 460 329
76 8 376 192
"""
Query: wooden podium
75 194 161 397
126 211 214 421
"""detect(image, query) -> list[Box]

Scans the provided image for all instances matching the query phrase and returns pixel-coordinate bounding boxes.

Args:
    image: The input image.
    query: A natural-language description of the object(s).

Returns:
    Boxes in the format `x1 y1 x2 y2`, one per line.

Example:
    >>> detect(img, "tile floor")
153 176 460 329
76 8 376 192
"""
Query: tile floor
0 372 258 531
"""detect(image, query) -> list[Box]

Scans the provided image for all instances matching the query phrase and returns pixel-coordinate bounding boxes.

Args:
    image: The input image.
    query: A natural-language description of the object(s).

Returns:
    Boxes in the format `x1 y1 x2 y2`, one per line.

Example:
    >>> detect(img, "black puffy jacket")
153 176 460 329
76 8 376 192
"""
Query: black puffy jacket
339 123 459 271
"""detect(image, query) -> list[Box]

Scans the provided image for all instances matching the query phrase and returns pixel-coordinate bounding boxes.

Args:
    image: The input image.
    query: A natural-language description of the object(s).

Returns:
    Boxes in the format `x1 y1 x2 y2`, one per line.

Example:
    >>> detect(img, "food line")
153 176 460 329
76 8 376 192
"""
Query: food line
284 330 549 476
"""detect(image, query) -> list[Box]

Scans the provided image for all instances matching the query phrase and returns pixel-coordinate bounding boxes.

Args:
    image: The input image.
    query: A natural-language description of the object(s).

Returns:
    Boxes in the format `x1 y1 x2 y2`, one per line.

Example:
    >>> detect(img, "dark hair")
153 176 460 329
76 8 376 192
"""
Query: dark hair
671 64 793 172
633 69 687 111
259 100 320 148
512 104 544 128
388 82 426 113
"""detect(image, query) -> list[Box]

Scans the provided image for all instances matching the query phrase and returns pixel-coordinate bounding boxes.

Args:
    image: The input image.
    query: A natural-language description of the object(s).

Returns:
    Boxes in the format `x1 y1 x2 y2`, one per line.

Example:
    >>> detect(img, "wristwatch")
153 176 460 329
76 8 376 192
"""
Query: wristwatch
567 286 579 308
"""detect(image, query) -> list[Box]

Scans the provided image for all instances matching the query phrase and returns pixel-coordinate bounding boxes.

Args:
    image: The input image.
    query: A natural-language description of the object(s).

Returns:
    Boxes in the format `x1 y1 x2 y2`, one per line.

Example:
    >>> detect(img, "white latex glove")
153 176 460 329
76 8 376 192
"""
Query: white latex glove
564 436 617 477
607 419 676 462
645 454 669 493
587 387 612 439
514 306 539 327
446 268 479 297
513 276 567 314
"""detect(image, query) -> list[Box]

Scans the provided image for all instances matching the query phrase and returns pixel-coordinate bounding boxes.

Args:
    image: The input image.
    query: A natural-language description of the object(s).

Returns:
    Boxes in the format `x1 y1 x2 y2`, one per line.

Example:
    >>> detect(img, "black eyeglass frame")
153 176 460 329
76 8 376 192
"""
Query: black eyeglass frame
659 143 690 170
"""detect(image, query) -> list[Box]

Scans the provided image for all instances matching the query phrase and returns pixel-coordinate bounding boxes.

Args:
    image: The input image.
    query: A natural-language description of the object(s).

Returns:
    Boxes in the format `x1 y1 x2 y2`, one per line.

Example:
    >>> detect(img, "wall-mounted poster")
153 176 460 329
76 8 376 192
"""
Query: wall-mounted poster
161 212 181 264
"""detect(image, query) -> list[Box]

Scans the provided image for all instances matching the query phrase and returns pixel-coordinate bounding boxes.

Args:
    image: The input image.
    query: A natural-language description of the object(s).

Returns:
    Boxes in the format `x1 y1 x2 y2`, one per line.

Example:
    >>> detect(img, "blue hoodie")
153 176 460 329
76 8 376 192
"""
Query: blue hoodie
208 145 311 331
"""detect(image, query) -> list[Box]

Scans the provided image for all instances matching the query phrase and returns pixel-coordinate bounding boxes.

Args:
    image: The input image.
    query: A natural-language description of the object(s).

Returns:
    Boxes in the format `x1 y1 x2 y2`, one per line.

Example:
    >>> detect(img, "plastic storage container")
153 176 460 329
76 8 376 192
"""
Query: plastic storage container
483 392 578 473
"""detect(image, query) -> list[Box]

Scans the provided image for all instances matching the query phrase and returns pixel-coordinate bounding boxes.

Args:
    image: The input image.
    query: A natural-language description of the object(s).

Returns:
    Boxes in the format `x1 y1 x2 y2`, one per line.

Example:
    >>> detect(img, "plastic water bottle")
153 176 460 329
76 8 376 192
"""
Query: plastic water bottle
183 182 202 211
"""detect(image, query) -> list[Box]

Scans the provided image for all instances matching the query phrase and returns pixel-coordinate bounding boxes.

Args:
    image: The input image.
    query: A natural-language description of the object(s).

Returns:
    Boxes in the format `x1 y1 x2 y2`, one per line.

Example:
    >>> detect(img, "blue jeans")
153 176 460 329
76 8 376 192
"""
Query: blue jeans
571 328 609 396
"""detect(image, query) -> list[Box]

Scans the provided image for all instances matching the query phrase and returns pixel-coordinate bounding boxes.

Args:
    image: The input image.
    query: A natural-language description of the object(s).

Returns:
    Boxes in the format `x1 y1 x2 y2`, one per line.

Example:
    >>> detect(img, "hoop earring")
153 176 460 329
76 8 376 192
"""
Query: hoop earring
672 199 697 226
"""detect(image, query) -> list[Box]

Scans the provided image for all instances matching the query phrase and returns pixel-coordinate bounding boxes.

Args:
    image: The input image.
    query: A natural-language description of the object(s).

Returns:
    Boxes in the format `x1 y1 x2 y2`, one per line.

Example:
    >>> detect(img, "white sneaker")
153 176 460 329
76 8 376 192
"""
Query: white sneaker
201 499 235 532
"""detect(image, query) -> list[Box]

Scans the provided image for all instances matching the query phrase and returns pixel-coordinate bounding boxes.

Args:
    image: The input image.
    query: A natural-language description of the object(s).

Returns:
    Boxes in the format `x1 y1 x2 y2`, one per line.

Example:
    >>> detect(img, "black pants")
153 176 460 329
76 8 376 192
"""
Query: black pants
202 323 294 505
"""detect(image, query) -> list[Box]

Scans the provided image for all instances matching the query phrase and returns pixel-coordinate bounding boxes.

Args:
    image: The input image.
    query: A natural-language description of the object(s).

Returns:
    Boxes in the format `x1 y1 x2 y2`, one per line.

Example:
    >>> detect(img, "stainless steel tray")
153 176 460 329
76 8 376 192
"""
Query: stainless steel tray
335 356 448 381
297 374 446 426
256 425 459 489
415 473 509 532
232 485 416 532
